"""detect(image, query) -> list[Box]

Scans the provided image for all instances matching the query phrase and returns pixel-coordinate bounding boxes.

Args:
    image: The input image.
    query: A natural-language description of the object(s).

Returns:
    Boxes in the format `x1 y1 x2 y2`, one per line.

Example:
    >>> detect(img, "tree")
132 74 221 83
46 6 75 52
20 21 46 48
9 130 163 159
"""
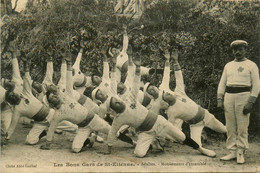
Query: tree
1 0 13 16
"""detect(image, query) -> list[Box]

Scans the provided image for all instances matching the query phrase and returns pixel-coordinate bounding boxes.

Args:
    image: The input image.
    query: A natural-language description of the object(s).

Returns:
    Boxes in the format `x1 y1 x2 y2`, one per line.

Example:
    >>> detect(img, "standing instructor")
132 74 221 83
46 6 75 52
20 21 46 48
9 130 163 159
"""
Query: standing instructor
217 40 259 164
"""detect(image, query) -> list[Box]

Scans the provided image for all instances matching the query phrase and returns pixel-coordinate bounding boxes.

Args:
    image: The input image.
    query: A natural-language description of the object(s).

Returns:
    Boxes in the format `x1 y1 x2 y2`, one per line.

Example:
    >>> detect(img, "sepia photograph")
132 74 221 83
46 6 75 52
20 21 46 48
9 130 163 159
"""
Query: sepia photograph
1 0 260 172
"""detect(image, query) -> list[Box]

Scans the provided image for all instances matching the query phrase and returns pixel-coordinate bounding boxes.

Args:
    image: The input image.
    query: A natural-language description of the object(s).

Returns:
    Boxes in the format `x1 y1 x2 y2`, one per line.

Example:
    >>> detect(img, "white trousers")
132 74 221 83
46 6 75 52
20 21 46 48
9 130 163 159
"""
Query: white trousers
134 116 185 157
72 114 110 153
25 109 56 144
56 121 78 133
190 110 227 146
224 92 250 151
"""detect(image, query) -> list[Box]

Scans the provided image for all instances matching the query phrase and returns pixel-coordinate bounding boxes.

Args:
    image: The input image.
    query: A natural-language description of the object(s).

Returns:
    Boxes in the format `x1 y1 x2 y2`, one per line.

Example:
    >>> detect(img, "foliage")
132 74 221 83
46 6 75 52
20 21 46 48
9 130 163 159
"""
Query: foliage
1 0 259 132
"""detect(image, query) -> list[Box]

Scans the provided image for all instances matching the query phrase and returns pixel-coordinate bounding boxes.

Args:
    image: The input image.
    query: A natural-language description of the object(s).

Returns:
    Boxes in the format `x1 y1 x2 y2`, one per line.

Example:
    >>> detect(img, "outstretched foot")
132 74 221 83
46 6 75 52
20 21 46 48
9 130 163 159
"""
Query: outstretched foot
95 135 104 143
198 146 216 157
220 151 236 161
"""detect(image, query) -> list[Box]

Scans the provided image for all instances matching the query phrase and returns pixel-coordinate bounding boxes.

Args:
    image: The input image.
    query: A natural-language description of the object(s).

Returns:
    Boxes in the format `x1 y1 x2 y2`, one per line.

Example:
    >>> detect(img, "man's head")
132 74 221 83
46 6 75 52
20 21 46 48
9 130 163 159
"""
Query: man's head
91 74 102 86
32 81 43 93
110 97 126 114
2 78 15 92
162 91 176 106
5 91 21 105
32 87 40 97
46 84 58 95
144 83 159 99
230 40 248 61
117 82 126 95
72 68 86 87
111 48 120 57
46 90 61 108
94 89 108 103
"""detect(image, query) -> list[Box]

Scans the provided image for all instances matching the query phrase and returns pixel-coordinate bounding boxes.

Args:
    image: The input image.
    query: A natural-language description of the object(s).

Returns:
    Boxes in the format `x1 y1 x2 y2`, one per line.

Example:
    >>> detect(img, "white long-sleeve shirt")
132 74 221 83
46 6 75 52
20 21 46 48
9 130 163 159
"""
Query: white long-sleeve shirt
94 69 118 118
57 60 82 100
119 63 142 103
98 62 117 98
158 61 202 123
7 72 45 139
217 59 260 98
57 60 67 93
107 70 147 146
159 62 170 91
167 70 200 122
116 33 129 69
45 68 95 142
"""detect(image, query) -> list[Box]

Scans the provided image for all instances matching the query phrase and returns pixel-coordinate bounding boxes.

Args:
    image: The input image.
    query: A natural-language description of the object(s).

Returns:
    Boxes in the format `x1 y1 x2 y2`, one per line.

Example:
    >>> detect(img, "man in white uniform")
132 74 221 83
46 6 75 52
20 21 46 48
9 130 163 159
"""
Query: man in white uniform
156 49 227 157
86 50 137 146
5 60 55 145
2 43 34 132
217 40 260 164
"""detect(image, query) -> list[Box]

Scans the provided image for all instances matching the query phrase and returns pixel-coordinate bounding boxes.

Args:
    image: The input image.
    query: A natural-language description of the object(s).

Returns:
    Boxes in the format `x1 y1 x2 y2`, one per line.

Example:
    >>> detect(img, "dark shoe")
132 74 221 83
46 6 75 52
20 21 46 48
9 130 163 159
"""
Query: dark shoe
39 130 47 140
